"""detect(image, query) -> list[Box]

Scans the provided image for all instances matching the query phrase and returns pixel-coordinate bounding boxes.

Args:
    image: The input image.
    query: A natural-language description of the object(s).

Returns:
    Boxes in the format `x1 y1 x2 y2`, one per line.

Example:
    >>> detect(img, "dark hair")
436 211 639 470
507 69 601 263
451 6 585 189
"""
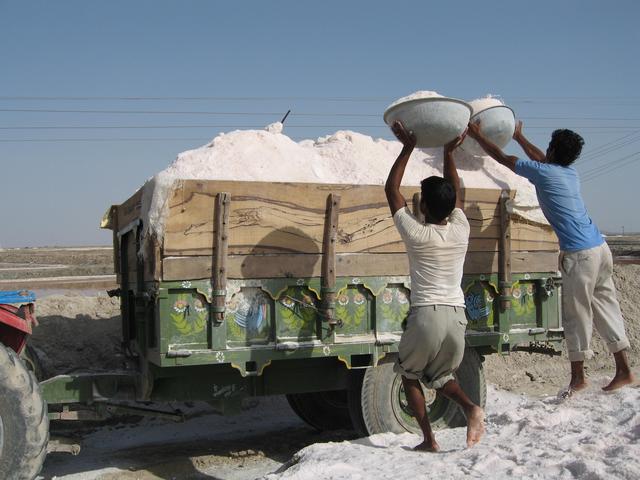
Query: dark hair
549 129 584 166
420 176 456 223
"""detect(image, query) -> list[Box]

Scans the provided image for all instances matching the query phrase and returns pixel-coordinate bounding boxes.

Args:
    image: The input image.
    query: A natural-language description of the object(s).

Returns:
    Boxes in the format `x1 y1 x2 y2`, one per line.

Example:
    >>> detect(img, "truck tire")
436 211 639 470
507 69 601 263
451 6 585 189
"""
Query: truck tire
286 390 353 431
348 348 485 436
0 343 49 480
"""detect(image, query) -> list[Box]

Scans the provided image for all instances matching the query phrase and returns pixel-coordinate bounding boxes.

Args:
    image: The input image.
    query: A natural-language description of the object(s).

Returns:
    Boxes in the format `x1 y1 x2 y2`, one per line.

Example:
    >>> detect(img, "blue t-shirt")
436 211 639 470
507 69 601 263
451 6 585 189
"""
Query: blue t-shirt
515 159 603 252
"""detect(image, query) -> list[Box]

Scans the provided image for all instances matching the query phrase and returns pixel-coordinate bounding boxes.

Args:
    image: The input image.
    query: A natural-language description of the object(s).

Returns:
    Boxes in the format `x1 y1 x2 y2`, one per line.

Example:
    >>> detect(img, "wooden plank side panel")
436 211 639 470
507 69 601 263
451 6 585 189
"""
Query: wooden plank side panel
162 251 559 281
162 180 556 256
163 180 406 256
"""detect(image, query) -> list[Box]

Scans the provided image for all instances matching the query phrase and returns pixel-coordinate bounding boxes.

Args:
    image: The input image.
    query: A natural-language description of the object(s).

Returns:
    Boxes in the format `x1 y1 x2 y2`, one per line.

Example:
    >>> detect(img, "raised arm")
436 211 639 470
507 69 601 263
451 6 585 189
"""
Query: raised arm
385 121 416 216
513 120 546 163
443 131 466 209
467 121 518 172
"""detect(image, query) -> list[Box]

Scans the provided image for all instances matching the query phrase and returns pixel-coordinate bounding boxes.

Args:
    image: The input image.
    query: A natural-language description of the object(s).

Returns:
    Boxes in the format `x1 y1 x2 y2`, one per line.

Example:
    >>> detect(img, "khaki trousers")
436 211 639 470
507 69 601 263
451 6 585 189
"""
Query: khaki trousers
560 242 630 362
393 305 467 389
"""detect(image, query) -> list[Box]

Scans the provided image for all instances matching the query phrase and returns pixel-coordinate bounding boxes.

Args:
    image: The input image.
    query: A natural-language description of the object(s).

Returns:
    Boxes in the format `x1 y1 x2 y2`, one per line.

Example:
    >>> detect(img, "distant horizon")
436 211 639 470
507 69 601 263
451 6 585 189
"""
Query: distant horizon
2 234 640 250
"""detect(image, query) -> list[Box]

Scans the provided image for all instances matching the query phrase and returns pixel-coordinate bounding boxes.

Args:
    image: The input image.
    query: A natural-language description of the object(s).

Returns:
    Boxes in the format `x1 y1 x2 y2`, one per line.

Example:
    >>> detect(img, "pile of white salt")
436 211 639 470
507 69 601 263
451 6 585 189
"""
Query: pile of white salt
140 105 546 243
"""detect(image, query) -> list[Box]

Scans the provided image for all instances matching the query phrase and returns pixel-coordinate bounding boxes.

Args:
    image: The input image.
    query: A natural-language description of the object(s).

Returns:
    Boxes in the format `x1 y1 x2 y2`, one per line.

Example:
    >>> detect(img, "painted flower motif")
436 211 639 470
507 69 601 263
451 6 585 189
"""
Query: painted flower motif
296 279 305 286
524 273 531 280
173 299 188 313
382 289 393 305
512 287 522 299
281 296 295 309
479 274 486 281
338 294 349 306
181 281 192 288
194 298 208 314
486 292 494 302
396 290 408 304
353 293 366 305
215 351 225 363
226 296 239 314
301 294 314 307
322 346 331 356
352 277 361 285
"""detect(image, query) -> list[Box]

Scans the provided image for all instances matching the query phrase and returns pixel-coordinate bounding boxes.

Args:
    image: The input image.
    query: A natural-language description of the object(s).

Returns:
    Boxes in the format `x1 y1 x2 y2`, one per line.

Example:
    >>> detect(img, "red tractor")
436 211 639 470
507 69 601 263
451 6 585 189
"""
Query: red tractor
0 291 48 480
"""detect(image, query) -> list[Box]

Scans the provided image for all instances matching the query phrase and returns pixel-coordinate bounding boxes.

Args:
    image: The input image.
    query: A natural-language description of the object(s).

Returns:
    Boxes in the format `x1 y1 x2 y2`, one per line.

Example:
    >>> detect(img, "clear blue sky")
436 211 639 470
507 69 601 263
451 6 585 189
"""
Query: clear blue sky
1 0 639 247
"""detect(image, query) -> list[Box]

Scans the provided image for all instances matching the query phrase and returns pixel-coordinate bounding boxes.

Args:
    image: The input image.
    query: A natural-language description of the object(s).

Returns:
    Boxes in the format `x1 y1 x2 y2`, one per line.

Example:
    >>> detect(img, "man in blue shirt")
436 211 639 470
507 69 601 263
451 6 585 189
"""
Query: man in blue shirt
467 120 634 394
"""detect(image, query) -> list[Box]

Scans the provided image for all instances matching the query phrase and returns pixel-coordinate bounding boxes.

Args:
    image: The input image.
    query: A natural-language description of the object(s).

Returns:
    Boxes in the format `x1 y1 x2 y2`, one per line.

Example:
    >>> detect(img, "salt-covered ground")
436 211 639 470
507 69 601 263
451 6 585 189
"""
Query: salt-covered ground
267 382 640 480
39 379 639 480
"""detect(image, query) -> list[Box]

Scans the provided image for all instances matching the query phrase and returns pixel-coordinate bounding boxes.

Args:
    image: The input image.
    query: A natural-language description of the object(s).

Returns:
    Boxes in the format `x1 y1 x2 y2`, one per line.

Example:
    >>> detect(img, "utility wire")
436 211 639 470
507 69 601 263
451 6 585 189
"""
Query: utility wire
3 124 640 131
581 151 640 182
0 108 381 117
0 95 392 102
0 124 389 130
0 137 210 143
2 108 640 122
578 131 640 165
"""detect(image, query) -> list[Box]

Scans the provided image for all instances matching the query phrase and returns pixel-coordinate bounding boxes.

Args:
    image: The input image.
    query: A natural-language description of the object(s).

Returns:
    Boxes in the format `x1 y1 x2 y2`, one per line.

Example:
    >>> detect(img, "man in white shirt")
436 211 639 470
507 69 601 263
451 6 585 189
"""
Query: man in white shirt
385 121 484 452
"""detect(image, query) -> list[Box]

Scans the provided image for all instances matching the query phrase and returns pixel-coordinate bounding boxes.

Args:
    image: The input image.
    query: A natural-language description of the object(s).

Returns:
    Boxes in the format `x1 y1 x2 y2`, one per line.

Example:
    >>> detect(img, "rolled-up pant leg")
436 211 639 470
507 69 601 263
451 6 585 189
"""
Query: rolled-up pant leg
561 243 631 361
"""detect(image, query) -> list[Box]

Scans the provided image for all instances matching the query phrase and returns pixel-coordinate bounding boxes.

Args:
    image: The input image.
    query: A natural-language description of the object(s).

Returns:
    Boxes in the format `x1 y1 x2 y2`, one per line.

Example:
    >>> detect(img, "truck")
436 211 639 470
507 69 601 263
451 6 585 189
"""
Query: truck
0 179 563 479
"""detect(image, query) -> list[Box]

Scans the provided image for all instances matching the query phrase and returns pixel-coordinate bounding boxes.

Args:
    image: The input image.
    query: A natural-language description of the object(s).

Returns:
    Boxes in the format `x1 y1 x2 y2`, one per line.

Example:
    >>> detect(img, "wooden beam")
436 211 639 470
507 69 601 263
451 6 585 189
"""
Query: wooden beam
322 194 341 325
499 191 513 311
211 192 230 322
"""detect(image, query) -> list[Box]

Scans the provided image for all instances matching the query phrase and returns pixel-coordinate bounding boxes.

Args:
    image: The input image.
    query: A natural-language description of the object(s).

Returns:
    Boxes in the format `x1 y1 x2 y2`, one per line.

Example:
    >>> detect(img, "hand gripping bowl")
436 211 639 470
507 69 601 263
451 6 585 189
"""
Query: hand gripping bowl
461 105 516 156
383 97 473 148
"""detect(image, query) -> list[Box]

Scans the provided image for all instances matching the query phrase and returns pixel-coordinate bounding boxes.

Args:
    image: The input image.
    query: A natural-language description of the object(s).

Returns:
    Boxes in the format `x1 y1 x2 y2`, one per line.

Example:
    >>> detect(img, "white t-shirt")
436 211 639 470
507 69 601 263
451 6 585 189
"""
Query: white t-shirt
393 207 469 307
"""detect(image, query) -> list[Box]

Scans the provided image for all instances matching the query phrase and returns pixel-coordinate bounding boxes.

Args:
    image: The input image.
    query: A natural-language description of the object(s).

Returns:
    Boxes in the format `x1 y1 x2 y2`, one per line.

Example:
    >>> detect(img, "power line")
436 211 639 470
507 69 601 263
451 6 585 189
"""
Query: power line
0 137 210 143
581 151 640 182
580 131 640 165
3 108 640 121
0 108 381 117
0 95 392 102
1 95 640 107
0 124 389 130
4 124 640 131
523 117 640 121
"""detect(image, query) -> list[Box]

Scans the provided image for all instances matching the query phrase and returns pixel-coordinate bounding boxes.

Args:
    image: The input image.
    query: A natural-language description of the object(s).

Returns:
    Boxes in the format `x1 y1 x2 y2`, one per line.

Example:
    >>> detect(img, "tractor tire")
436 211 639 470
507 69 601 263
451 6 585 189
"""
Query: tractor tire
0 343 49 480
20 344 45 382
286 390 353 431
348 348 486 436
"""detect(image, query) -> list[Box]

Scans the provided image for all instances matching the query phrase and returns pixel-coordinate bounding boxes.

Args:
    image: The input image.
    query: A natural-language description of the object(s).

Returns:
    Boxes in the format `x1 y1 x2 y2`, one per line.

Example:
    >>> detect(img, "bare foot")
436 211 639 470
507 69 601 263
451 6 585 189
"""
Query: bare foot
414 440 440 452
569 380 588 392
466 406 485 447
602 372 636 391
559 381 588 399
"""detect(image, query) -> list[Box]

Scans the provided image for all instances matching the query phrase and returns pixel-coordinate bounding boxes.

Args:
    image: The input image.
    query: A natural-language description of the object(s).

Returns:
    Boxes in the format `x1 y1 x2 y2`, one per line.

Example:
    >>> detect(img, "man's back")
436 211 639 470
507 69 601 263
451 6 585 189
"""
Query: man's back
515 159 603 252
393 207 469 306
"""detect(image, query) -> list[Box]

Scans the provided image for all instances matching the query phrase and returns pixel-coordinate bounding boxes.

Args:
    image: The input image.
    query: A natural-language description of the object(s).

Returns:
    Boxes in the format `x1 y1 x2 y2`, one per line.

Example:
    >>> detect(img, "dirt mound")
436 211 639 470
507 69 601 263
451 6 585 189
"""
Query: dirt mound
485 264 640 394
30 294 124 378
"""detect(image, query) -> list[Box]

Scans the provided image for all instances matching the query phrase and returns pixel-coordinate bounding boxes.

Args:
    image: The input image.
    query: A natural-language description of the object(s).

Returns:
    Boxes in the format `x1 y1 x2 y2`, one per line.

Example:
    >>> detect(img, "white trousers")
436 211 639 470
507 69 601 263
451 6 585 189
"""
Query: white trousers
560 242 630 362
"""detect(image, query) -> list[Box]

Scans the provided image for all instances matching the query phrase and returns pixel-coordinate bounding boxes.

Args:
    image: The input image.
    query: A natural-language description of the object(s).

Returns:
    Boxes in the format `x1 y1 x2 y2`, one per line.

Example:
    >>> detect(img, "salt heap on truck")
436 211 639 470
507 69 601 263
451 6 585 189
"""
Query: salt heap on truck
141 97 546 245
108 92 556 286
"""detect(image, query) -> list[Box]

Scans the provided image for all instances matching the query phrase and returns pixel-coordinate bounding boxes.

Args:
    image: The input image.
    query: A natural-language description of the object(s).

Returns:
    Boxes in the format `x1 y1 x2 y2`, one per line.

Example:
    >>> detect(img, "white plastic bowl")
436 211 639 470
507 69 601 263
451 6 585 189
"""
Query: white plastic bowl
461 105 515 156
383 97 472 148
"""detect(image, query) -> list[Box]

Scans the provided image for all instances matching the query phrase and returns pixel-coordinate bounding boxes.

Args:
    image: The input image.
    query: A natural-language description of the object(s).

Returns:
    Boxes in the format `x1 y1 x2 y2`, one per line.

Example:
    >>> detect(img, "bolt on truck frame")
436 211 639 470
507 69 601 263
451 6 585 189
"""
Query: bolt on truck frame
0 180 563 479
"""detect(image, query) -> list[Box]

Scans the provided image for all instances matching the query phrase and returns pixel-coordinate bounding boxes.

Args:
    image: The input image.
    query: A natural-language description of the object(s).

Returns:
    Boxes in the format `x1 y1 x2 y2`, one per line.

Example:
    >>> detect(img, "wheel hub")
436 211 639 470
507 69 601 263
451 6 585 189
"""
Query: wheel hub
391 375 452 433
